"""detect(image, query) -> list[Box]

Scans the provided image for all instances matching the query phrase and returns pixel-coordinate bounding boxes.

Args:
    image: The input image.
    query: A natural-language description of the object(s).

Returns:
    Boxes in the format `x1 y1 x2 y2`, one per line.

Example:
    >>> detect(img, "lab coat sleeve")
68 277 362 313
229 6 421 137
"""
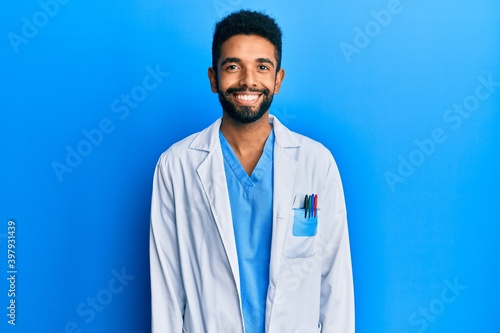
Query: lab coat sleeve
150 152 185 332
318 155 355 332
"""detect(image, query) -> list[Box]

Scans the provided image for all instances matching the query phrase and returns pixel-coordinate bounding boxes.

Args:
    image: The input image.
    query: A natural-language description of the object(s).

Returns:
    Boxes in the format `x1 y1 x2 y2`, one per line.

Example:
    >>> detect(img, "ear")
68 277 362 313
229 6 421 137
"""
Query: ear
208 67 218 93
273 68 285 95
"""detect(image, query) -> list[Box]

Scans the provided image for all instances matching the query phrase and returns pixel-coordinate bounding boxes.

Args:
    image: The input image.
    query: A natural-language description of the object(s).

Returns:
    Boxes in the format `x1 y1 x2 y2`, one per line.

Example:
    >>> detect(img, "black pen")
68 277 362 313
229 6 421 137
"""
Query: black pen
304 195 309 218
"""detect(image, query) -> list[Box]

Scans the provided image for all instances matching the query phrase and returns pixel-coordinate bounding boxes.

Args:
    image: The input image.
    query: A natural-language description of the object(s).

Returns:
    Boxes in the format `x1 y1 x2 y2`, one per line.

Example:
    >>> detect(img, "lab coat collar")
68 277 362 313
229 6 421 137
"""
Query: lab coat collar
270 114 301 149
188 114 301 152
188 117 222 152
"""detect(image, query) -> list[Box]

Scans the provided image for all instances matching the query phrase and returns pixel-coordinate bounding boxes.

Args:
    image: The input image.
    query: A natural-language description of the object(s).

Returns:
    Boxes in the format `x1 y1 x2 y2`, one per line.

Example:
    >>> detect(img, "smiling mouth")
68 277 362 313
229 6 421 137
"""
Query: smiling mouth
233 93 261 104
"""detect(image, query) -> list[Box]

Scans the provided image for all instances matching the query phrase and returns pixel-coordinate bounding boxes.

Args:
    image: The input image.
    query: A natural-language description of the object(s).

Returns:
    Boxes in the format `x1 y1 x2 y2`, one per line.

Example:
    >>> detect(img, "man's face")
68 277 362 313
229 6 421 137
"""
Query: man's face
209 34 285 124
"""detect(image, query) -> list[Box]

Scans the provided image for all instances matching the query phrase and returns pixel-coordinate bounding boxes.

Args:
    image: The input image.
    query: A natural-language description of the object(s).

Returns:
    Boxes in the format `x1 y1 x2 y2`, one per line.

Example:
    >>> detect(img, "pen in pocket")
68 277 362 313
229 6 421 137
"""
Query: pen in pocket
303 194 318 218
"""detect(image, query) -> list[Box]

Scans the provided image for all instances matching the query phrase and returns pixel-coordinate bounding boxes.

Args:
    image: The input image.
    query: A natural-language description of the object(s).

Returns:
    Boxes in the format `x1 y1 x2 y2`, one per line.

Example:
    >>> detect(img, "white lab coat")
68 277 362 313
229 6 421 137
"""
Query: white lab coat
150 115 354 333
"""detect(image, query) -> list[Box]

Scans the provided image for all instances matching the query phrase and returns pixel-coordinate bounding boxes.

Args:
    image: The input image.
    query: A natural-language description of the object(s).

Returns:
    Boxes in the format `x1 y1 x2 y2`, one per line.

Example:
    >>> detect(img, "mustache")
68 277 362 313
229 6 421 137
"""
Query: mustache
224 87 270 96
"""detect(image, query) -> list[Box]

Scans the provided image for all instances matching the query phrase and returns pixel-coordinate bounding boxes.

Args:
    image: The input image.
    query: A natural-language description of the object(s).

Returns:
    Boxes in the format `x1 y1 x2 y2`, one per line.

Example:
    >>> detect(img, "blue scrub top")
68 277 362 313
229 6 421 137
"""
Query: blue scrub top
219 129 274 333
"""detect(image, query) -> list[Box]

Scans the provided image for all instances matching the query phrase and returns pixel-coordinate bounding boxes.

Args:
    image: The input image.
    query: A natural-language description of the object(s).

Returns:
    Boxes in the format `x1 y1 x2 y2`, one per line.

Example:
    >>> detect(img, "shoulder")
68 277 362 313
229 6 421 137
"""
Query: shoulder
157 118 221 166
275 120 336 165
295 132 332 155
295 132 338 173
273 117 341 183
159 132 200 162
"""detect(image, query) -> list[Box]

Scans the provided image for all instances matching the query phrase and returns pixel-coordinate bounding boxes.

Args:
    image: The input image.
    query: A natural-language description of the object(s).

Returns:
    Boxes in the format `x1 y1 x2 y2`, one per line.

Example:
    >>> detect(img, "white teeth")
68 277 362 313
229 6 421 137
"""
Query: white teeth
235 94 259 101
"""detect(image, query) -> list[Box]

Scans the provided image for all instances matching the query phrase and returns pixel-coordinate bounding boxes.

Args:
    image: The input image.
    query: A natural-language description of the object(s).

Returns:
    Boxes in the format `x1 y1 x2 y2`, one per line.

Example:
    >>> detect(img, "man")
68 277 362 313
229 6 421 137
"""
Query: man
150 10 354 332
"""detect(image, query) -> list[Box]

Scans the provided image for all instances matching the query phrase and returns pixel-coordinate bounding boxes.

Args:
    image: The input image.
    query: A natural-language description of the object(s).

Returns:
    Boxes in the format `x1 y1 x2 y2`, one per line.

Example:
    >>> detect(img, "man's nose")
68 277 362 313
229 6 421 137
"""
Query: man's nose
239 69 257 87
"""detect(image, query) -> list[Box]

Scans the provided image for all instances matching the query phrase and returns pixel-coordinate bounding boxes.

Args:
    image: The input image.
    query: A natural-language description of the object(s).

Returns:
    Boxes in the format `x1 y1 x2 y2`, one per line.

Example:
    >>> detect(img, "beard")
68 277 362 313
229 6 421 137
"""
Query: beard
218 86 274 124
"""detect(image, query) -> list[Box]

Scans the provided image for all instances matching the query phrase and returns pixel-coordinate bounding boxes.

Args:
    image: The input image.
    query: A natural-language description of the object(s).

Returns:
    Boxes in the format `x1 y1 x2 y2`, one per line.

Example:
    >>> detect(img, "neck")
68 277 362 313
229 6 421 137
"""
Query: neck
220 111 272 155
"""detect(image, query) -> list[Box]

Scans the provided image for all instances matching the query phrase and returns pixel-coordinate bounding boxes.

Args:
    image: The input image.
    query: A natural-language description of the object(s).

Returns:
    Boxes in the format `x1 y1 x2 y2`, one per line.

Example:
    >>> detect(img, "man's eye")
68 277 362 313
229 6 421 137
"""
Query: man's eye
226 65 238 70
258 65 269 70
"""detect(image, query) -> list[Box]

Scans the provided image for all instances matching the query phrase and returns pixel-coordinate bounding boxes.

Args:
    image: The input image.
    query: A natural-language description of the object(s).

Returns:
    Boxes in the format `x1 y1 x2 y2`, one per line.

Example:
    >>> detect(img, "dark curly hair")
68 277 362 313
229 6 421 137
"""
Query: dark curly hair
212 10 283 74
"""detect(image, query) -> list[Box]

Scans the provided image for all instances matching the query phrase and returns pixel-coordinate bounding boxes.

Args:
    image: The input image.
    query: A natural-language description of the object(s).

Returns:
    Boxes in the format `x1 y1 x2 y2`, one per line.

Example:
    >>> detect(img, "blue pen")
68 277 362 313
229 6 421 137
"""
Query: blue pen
309 193 314 217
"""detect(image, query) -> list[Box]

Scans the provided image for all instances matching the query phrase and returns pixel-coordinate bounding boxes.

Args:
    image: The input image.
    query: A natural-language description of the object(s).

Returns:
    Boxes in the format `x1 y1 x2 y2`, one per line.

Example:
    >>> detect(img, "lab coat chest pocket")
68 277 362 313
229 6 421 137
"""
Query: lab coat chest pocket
283 209 318 259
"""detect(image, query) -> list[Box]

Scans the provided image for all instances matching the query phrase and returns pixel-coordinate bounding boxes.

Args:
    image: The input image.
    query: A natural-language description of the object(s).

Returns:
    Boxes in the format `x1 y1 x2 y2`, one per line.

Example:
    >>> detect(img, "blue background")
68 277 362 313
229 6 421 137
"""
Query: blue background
1 0 499 332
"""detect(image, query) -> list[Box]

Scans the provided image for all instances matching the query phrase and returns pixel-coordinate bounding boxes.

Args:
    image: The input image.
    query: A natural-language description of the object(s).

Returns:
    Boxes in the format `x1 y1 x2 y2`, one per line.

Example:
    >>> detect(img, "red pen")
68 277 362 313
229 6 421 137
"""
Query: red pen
313 194 318 217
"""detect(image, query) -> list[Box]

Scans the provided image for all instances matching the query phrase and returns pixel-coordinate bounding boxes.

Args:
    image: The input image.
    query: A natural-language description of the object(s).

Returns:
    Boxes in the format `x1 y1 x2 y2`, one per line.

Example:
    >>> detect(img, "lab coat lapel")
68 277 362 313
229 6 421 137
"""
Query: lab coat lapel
269 115 300 283
190 119 241 295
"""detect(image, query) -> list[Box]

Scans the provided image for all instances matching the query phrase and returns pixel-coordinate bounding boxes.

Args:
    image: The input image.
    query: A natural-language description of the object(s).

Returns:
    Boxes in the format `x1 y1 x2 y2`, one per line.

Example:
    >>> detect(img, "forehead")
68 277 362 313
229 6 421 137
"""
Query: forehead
219 34 277 63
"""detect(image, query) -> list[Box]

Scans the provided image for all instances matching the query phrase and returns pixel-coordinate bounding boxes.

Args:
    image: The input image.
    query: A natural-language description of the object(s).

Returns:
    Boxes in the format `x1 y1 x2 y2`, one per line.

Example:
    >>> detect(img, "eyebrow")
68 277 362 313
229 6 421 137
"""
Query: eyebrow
220 57 276 68
220 57 241 67
257 58 275 68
